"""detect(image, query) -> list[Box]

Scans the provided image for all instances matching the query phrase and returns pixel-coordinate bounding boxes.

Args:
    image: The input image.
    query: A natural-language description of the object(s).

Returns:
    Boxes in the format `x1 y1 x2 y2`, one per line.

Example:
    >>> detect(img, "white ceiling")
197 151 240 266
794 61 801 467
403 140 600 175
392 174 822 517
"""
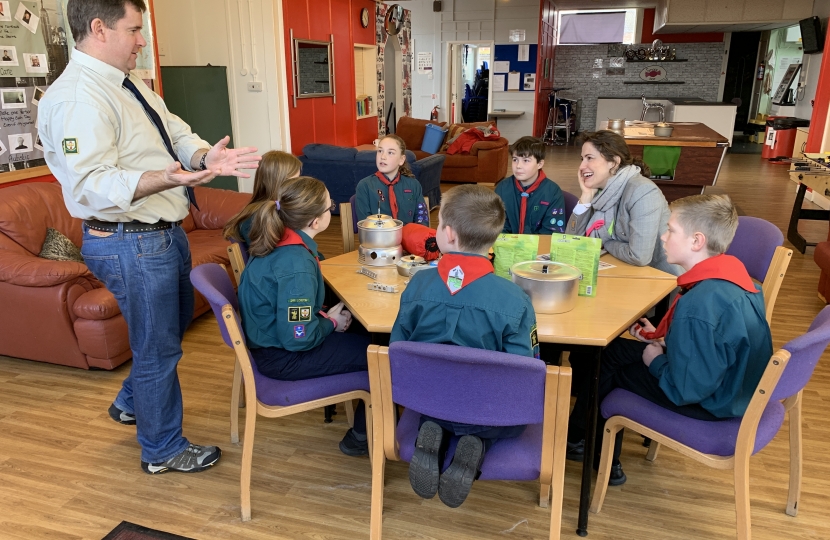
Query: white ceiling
552 0 658 9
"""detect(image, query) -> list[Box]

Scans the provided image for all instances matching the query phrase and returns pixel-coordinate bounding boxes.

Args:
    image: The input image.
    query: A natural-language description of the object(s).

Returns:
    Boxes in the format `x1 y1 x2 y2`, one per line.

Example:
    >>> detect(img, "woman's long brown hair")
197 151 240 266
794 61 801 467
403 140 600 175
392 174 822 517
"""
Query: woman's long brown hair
576 130 651 178
223 150 302 242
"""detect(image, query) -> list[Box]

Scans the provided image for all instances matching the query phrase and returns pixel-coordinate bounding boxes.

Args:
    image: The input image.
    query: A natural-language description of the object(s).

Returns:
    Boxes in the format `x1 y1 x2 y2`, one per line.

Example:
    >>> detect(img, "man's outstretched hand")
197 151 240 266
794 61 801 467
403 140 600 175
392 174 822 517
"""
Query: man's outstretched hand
204 135 261 178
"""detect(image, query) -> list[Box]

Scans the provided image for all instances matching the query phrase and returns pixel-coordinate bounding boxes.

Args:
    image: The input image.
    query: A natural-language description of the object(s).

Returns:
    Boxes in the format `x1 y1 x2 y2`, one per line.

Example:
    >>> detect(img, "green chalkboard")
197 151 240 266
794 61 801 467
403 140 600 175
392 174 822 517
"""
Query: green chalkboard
160 66 237 191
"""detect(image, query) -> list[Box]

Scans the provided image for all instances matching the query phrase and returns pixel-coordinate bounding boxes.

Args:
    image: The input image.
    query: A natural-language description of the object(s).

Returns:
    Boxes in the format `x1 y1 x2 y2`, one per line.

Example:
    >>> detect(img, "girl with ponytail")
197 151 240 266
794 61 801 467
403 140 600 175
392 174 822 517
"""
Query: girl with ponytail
236 175 372 457
355 134 428 224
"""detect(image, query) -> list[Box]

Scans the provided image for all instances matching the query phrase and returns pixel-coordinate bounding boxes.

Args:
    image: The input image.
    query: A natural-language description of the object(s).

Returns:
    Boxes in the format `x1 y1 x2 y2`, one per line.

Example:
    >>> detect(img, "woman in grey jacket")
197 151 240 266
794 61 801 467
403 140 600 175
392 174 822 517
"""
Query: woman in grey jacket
567 130 681 276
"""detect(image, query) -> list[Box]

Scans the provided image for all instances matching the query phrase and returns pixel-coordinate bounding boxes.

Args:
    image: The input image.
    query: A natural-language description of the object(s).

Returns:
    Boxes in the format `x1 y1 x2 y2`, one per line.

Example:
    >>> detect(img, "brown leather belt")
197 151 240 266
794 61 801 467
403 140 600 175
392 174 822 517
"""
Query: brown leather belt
84 219 180 233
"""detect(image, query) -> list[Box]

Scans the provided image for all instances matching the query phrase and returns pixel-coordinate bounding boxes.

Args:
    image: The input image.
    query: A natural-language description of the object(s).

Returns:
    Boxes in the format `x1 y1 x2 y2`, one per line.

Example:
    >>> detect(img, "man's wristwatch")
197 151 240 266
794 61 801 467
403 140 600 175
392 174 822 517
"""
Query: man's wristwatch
198 151 208 171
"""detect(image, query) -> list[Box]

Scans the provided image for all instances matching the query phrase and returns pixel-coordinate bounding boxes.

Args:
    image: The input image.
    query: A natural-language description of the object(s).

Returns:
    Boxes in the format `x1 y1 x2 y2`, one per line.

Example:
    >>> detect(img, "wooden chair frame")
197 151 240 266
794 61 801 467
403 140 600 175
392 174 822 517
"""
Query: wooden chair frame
226 242 247 287
222 305 372 521
366 344 571 540
760 245 792 325
340 197 432 253
590 348 792 540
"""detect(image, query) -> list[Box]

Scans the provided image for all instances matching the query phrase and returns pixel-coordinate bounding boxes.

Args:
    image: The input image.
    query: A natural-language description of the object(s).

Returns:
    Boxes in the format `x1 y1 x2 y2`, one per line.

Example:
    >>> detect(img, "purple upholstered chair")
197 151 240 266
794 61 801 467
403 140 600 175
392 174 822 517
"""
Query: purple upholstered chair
366 341 572 540
725 216 792 324
590 306 830 540
190 263 371 521
562 190 578 225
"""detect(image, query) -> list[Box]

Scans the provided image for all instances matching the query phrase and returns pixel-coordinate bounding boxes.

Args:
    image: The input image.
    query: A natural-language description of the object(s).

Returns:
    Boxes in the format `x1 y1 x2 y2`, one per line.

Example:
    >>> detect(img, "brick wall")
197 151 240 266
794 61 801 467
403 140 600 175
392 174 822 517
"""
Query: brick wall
553 42 724 132
297 47 331 95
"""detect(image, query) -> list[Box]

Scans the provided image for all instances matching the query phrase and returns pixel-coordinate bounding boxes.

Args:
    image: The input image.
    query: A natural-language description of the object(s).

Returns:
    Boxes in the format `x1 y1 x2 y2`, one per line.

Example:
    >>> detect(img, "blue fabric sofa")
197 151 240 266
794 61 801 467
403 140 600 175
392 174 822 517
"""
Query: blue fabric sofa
299 144 445 215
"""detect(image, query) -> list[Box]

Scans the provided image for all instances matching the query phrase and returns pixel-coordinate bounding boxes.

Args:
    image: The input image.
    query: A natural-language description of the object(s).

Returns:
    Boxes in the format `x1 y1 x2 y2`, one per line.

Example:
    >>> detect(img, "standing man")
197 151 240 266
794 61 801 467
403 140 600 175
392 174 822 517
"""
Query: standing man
38 0 260 474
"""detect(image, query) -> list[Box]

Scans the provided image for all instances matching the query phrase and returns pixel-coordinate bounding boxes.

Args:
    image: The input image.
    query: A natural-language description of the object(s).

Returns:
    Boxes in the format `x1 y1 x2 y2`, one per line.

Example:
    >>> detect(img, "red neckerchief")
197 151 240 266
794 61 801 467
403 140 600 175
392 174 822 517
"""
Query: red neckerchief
276 229 319 267
374 171 401 219
639 254 758 340
437 253 493 295
514 170 547 234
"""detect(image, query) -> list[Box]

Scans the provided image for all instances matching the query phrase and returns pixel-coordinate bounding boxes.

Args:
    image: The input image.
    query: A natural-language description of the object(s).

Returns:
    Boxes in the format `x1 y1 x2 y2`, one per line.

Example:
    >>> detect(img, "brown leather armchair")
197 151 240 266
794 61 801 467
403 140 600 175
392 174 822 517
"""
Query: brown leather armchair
396 117 509 184
0 182 250 369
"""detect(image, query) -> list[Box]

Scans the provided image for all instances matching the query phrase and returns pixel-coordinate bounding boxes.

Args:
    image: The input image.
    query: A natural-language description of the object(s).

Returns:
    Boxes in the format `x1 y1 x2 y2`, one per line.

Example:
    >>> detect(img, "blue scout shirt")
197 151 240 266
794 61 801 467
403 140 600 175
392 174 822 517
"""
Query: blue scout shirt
391 252 540 358
648 277 772 418
495 172 566 235
356 172 427 224
238 228 334 351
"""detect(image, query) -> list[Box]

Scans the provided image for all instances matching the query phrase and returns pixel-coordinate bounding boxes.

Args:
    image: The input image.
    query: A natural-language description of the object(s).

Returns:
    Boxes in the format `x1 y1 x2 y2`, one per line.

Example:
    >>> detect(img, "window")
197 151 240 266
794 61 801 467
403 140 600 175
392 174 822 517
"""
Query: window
558 9 638 45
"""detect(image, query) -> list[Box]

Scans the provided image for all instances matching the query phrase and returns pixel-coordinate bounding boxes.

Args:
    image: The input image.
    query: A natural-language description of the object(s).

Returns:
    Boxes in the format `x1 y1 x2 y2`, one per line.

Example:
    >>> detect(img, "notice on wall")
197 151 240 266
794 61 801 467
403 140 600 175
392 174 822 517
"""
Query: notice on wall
493 74 506 92
518 45 529 62
523 73 535 91
507 72 520 91
509 29 526 43
417 51 432 74
493 60 510 73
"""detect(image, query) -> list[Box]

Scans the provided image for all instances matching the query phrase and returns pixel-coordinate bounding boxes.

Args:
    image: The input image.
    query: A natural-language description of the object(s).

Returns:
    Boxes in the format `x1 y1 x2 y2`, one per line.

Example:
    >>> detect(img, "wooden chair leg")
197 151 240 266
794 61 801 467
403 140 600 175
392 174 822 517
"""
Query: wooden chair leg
734 456 752 540
369 431 386 539
345 399 355 428
230 360 242 444
539 483 551 508
646 441 660 461
785 392 803 517
240 407 257 521
590 420 620 514
364 396 373 472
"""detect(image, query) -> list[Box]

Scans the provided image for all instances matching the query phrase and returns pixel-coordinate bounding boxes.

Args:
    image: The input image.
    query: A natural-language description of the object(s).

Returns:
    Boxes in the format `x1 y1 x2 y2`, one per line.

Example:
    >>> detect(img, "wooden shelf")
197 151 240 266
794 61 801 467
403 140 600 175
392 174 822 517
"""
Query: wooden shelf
357 114 377 120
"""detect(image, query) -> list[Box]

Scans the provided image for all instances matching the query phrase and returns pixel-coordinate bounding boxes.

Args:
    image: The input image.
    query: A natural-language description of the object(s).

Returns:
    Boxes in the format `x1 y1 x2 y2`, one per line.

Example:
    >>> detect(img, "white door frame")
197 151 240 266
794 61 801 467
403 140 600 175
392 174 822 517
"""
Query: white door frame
444 40 495 124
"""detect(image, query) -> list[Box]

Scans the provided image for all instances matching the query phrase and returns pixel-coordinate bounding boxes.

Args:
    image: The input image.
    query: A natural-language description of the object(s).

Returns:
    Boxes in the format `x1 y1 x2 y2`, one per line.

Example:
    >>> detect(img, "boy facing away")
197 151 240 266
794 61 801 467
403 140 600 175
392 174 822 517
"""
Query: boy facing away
390 184 541 508
567 194 773 485
495 136 566 234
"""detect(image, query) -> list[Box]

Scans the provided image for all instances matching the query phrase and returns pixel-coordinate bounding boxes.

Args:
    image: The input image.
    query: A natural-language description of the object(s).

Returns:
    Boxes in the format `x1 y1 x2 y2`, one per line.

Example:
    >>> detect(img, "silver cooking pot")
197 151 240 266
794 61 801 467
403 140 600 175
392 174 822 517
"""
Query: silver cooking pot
607 118 626 130
510 261 581 314
357 214 403 248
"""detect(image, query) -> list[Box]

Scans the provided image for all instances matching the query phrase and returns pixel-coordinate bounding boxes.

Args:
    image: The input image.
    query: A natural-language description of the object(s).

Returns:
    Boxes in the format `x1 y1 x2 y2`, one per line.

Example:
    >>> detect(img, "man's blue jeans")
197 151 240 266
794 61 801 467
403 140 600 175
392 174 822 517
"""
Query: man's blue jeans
81 224 193 463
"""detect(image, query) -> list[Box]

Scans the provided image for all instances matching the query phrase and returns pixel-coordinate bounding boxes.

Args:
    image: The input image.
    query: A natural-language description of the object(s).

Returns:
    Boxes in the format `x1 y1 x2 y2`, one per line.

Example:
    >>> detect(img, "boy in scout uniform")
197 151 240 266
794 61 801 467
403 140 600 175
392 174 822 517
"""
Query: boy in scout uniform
495 136 566 234
390 184 541 508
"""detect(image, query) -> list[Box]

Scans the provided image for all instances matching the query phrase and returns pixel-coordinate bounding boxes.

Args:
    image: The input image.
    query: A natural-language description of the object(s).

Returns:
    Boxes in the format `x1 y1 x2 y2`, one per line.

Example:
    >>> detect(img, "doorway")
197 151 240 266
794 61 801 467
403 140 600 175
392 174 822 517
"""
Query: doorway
722 31 762 133
446 41 493 123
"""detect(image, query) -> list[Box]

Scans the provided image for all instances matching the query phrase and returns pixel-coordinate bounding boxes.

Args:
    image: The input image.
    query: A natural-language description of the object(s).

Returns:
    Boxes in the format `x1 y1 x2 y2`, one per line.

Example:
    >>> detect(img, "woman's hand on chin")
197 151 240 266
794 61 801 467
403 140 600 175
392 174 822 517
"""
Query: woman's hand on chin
577 173 597 203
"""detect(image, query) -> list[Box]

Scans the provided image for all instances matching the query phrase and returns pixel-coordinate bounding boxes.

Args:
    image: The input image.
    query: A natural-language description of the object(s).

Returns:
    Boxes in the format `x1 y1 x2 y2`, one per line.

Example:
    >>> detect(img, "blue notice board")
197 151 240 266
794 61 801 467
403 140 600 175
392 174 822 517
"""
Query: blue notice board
494 44 538 91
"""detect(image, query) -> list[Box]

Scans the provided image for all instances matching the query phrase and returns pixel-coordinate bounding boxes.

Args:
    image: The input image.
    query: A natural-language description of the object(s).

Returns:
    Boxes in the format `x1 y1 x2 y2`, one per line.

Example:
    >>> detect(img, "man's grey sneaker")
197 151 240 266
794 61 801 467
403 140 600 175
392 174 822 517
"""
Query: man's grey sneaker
141 444 222 474
108 403 136 425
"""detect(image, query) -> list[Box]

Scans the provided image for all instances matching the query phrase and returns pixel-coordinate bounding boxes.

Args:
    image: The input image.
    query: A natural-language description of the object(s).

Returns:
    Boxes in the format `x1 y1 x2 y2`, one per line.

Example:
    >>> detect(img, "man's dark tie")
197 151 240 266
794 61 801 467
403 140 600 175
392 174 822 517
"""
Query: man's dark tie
122 76 199 210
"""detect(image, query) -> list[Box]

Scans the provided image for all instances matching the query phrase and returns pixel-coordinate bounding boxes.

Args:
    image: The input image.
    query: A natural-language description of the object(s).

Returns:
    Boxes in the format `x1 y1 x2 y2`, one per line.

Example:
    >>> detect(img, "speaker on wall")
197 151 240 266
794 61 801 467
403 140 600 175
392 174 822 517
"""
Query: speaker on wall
433 1 442 12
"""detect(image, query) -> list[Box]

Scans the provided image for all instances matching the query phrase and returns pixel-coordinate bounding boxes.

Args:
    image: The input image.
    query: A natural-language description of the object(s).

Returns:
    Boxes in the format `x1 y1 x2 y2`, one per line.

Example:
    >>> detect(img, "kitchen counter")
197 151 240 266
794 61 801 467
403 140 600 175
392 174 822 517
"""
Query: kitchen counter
596 97 737 145
596 121 728 202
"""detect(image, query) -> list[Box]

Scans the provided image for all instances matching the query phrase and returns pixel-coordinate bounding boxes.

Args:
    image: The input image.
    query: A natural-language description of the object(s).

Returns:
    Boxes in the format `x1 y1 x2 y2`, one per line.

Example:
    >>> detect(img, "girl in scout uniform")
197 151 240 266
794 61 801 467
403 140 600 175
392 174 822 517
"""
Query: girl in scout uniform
355 134 428 224
237 176 371 457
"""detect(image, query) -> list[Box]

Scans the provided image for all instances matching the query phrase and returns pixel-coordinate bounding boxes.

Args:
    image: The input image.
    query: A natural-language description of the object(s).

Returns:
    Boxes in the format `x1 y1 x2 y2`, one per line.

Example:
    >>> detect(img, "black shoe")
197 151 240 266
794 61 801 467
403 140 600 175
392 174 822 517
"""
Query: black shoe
438 435 484 508
108 403 136 425
409 421 443 499
338 428 368 457
566 439 584 461
608 462 627 486
141 443 221 474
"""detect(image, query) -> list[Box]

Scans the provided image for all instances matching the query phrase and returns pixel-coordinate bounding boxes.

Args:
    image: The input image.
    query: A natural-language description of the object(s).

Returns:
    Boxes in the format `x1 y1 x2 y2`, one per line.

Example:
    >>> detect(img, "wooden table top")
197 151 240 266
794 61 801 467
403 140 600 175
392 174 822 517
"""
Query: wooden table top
321 251 676 346
597 122 728 147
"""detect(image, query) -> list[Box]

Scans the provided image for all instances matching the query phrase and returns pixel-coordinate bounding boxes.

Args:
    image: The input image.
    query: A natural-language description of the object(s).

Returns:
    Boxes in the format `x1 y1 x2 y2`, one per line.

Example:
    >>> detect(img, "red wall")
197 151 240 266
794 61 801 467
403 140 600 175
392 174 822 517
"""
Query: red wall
641 8 724 44
283 0 377 155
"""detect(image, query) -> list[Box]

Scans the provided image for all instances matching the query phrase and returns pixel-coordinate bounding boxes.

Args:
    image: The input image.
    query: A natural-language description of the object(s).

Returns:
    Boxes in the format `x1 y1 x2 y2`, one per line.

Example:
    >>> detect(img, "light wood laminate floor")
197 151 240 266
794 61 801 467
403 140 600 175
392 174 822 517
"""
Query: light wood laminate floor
1 147 828 539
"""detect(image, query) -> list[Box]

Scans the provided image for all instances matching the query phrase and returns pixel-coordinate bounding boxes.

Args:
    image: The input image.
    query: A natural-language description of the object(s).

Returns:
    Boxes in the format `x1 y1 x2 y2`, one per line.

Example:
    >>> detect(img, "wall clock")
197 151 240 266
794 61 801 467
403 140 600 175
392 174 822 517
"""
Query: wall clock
360 7 370 28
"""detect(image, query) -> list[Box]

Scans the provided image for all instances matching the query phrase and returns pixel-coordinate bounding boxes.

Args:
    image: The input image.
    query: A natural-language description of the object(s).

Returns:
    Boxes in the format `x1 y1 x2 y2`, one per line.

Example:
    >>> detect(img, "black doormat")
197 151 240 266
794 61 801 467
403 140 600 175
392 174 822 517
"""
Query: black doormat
102 521 195 540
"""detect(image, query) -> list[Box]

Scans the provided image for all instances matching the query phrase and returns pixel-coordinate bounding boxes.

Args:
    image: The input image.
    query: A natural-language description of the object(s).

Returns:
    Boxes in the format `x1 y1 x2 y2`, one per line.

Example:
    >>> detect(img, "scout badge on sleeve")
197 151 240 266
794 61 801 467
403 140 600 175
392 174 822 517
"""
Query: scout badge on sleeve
447 266 464 294
294 325 305 338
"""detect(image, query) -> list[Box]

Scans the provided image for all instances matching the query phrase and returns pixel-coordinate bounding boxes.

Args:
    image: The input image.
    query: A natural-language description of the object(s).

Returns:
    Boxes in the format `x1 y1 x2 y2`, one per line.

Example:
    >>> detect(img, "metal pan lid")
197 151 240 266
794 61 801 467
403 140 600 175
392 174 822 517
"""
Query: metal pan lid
358 214 403 229
511 261 581 281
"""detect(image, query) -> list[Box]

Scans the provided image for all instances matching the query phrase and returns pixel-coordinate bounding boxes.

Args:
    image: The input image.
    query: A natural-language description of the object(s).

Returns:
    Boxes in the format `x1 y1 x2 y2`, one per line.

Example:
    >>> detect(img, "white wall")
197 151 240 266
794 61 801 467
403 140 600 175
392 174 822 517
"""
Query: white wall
794 0 830 122
402 0 540 141
154 0 291 192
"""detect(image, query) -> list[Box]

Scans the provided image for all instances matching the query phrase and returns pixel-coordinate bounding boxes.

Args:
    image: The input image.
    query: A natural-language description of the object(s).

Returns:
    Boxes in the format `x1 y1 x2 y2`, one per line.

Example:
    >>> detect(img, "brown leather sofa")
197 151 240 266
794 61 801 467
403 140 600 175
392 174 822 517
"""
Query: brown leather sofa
815 228 830 302
0 182 251 370
395 117 510 184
